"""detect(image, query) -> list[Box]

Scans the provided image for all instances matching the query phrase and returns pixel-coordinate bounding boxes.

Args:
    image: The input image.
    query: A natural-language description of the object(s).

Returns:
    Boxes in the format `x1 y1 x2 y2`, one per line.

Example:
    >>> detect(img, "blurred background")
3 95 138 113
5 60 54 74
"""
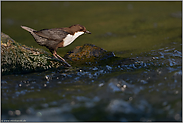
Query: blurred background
1 1 181 57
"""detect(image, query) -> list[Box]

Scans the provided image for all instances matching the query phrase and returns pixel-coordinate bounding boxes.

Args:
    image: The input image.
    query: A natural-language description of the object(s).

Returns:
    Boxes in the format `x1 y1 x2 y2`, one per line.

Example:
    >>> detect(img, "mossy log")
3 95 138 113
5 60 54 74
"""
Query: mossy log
1 32 63 75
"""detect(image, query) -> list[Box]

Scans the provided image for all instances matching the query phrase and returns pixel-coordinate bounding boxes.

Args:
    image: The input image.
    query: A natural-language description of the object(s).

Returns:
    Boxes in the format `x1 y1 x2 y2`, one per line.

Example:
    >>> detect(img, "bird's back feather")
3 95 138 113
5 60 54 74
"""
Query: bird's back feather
34 28 68 41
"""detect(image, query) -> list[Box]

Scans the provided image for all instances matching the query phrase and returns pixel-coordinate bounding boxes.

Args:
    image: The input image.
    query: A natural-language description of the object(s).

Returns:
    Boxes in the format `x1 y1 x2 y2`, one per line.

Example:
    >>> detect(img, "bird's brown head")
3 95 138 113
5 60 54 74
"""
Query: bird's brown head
69 24 91 34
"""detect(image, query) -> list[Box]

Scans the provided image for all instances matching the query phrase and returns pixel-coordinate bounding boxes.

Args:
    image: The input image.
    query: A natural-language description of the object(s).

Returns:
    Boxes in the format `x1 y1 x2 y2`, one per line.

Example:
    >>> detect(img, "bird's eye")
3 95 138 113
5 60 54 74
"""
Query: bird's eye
80 28 83 31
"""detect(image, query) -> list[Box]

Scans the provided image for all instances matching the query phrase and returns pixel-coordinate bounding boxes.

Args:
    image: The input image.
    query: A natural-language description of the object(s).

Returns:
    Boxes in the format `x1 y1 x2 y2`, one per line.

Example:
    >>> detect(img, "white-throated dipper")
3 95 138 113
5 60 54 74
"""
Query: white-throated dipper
21 24 91 67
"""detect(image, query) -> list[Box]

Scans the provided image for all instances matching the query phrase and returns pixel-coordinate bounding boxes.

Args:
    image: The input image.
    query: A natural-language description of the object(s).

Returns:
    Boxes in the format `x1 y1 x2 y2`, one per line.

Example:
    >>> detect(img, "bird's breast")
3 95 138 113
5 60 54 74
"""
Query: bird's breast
63 31 84 47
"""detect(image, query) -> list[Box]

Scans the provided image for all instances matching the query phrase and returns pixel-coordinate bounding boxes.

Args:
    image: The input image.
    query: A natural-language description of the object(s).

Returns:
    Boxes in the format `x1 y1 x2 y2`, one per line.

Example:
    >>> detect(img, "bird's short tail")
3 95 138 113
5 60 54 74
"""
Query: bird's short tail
21 25 36 32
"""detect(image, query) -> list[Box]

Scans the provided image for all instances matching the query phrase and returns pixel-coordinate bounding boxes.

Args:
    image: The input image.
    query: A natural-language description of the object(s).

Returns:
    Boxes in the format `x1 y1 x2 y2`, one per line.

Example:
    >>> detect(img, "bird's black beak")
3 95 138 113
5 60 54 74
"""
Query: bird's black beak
85 30 91 34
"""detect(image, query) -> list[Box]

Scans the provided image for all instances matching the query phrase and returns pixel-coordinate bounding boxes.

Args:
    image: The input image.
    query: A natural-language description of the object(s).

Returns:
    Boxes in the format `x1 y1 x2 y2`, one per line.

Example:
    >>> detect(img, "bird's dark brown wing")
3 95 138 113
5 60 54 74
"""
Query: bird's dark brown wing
33 28 68 41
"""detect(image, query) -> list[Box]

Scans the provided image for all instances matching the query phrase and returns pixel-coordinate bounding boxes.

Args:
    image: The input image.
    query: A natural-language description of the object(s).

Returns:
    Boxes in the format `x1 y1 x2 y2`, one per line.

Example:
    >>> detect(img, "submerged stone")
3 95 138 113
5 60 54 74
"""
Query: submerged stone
64 44 136 66
64 44 115 66
1 32 63 75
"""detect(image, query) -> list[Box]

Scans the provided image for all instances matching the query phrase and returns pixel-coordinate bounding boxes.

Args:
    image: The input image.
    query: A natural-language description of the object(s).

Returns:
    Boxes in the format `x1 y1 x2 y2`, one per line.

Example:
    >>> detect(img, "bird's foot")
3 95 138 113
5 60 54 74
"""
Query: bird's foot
54 57 71 67
63 61 71 67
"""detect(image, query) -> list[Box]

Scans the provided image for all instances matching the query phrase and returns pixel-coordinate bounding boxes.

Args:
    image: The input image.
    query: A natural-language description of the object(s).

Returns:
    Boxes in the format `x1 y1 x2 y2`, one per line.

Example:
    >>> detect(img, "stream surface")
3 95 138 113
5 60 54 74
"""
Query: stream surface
1 42 182 121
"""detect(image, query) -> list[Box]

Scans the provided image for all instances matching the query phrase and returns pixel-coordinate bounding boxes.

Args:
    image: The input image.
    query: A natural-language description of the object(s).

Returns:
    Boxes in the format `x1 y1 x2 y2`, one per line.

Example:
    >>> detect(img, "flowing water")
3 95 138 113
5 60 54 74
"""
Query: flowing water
1 42 182 121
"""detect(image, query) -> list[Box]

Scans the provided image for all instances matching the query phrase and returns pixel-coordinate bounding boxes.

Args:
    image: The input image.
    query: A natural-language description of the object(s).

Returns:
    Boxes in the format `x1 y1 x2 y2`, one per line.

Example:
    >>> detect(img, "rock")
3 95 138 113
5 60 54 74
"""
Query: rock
1 32 63 75
64 44 115 66
1 33 136 74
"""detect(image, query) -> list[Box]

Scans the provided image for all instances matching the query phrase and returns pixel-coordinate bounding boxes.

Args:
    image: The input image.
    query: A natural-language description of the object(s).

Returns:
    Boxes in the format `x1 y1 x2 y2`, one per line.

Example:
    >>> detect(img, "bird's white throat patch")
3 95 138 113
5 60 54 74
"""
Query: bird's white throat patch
63 31 84 47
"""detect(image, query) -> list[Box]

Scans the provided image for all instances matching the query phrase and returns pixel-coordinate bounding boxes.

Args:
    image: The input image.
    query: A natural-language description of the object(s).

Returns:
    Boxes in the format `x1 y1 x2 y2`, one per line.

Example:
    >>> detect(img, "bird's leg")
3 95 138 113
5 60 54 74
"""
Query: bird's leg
53 51 71 67
49 49 58 59
56 53 71 67
52 52 58 59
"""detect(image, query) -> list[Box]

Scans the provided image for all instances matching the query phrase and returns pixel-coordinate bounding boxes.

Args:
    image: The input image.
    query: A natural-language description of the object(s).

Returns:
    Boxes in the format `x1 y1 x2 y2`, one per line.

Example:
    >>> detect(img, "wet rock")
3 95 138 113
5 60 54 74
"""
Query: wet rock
1 32 63 75
64 44 115 66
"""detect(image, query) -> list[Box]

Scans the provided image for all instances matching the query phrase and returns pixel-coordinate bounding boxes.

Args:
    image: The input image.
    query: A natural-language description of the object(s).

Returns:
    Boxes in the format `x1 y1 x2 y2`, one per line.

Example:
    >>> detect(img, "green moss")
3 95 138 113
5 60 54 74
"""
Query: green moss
1 33 63 75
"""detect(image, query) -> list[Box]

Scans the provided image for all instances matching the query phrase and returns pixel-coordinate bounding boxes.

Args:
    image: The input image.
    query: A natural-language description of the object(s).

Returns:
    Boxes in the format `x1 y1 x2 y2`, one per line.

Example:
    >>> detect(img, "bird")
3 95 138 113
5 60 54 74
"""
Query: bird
21 24 91 67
